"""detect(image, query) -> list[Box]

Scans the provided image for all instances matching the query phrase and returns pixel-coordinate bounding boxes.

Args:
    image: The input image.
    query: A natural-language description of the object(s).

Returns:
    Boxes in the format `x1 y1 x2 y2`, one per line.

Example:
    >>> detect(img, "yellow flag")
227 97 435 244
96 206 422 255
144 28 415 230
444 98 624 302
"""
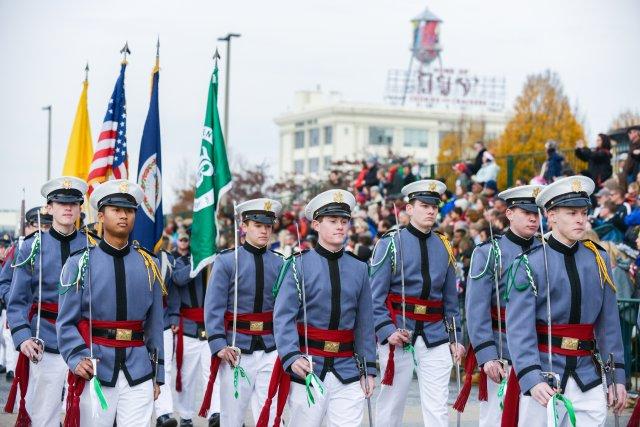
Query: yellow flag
62 79 93 180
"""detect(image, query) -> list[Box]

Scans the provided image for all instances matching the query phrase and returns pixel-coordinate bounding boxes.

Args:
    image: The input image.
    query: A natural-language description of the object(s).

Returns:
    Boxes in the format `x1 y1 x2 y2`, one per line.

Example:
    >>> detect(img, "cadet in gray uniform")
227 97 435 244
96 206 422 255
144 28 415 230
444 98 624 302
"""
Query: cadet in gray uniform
504 176 627 426
7 177 88 426
458 185 542 426
371 179 464 427
204 198 283 426
57 179 165 427
269 189 376 427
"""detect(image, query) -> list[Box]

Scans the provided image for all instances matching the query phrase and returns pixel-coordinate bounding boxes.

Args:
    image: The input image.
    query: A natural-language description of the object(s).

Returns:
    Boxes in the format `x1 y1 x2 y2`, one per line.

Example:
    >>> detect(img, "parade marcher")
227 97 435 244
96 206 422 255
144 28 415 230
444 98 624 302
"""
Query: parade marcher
456 185 542 426
6 177 88 426
370 179 465 427
264 189 376 427
170 231 219 427
154 246 180 427
504 176 627 426
0 207 53 382
203 198 284 426
57 179 166 427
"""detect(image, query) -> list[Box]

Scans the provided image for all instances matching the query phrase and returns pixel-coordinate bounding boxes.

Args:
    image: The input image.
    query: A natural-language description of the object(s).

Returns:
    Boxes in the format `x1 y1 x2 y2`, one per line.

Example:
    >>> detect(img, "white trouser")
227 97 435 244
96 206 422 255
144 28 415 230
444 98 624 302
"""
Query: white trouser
175 335 220 419
80 371 153 427
0 309 6 365
286 371 364 427
220 350 277 427
154 328 174 417
3 320 17 372
479 364 511 427
376 338 452 427
518 376 606 427
25 351 68 427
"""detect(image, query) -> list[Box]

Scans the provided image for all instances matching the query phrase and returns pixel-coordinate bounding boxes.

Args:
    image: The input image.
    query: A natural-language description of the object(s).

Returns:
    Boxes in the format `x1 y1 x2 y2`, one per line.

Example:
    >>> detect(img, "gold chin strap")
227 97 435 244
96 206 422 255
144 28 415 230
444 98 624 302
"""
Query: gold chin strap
582 240 616 292
135 247 167 295
436 232 456 266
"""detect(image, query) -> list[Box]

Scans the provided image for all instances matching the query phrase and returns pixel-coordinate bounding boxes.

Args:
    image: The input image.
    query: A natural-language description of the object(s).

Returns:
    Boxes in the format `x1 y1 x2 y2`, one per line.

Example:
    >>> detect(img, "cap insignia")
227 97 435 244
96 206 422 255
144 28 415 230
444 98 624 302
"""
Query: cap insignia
119 182 129 193
264 200 273 211
428 182 437 192
571 179 582 192
333 192 344 203
532 187 541 198
62 179 72 189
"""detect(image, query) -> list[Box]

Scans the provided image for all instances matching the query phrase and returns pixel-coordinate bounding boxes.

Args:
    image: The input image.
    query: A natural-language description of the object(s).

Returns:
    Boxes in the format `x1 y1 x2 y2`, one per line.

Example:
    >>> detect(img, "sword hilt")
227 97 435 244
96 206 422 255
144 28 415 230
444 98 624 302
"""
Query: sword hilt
29 337 45 364
541 371 560 390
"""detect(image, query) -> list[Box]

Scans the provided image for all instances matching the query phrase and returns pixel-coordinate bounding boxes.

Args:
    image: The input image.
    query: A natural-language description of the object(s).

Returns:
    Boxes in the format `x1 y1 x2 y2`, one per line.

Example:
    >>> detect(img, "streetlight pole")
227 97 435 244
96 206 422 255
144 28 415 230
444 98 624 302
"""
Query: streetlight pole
42 105 52 180
217 32 241 145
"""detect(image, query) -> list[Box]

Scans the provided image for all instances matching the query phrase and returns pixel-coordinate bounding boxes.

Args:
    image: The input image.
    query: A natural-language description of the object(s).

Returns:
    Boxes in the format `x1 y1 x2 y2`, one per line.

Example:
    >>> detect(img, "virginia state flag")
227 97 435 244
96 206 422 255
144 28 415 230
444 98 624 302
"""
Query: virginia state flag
132 59 163 252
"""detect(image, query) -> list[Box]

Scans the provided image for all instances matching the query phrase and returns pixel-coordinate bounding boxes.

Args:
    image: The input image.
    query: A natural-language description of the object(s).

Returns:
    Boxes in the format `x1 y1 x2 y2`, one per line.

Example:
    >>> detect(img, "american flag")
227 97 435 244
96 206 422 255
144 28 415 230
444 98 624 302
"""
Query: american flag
87 63 128 194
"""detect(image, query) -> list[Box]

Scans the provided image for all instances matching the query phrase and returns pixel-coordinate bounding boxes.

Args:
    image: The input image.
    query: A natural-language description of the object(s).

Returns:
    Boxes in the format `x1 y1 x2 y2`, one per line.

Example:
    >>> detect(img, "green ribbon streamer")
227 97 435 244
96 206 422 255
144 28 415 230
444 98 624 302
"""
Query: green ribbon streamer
469 238 501 280
91 377 109 411
12 232 41 268
497 377 507 410
368 234 397 277
404 343 418 367
272 257 293 298
552 393 576 427
232 365 251 399
503 254 536 301
58 249 89 295
304 372 325 406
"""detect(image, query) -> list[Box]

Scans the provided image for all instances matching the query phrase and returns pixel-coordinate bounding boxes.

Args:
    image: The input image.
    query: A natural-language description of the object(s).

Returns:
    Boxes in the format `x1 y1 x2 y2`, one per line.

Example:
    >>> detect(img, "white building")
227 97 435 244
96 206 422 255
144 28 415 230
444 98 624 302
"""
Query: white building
275 89 508 178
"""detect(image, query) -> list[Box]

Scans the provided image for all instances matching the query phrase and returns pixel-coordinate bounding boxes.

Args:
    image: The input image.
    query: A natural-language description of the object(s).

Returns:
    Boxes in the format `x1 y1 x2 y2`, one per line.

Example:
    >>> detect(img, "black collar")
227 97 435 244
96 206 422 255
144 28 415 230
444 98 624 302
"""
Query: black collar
315 243 343 260
407 222 431 240
49 227 77 242
547 234 579 256
243 241 267 255
505 229 533 249
99 239 131 258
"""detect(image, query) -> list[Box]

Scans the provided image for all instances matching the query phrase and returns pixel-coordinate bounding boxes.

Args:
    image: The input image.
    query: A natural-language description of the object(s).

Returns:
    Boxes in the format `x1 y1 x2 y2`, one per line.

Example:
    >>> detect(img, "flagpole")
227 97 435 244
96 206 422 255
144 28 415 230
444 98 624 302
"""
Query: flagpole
217 32 241 146
42 105 52 180
120 41 131 64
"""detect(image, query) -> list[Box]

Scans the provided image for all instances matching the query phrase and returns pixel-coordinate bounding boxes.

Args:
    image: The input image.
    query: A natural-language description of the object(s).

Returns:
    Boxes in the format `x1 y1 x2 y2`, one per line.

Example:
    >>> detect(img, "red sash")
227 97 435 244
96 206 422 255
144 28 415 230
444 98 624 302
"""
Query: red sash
64 319 144 427
197 311 274 417
175 307 204 392
501 323 595 427
4 302 59 425
382 293 443 386
224 311 274 336
256 325 355 427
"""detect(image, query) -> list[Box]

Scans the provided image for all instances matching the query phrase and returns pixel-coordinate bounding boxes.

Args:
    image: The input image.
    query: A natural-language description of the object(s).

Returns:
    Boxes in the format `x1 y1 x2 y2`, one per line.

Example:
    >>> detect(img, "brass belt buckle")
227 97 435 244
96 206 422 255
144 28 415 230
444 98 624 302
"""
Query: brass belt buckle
116 329 132 341
249 321 264 332
323 341 340 353
414 305 427 315
561 337 579 351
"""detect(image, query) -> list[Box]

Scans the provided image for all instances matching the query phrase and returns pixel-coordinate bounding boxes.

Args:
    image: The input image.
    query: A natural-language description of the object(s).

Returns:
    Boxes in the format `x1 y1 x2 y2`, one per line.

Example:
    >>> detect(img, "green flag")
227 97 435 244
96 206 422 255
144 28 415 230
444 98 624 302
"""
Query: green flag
190 63 232 277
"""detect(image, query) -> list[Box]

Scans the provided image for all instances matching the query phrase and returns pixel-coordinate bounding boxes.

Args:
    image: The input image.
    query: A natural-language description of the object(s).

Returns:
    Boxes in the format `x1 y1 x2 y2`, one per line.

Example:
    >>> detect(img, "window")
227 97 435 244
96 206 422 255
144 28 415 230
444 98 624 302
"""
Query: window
295 121 305 128
324 126 333 145
294 159 304 174
309 158 319 173
323 155 332 170
294 131 305 149
404 129 428 148
309 128 319 147
369 127 393 146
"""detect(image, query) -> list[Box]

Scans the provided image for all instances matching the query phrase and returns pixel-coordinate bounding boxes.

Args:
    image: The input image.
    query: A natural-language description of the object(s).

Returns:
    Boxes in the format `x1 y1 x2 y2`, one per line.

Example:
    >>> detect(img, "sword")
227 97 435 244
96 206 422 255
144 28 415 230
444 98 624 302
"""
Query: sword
356 354 374 426
537 208 559 390
30 210 44 363
294 222 313 372
488 222 505 371
229 202 241 367
393 204 411 342
606 353 620 427
452 316 461 427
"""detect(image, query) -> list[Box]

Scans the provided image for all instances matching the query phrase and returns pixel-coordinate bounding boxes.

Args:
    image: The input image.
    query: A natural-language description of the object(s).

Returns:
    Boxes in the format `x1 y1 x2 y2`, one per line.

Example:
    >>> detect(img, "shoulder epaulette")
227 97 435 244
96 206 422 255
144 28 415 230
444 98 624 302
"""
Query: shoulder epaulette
69 245 95 258
582 239 605 252
379 227 401 240
434 231 456 265
345 251 367 263
217 248 234 255
23 231 37 241
289 249 309 258
270 249 286 258
133 245 166 295
133 243 158 259
80 228 100 246
519 244 542 258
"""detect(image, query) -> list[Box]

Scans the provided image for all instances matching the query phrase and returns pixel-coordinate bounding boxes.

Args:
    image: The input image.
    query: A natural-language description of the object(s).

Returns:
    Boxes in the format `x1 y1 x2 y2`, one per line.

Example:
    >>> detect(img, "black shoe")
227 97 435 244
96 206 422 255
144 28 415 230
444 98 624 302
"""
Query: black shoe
208 413 220 427
179 419 193 427
156 414 178 427
0 364 6 374
5 370 13 381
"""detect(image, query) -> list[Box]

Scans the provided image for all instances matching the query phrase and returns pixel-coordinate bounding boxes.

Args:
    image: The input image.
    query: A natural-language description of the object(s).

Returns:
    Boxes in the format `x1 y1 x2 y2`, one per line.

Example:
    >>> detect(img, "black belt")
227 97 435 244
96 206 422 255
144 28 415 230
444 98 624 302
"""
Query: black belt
391 302 443 315
92 328 144 341
537 334 595 352
492 319 507 332
235 320 273 332
301 338 354 353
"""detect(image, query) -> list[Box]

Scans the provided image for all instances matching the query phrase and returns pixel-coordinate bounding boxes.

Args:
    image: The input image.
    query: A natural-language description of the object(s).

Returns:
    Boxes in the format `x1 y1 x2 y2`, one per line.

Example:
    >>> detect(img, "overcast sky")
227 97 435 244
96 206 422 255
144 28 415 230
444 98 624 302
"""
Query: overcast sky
1 0 638 211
